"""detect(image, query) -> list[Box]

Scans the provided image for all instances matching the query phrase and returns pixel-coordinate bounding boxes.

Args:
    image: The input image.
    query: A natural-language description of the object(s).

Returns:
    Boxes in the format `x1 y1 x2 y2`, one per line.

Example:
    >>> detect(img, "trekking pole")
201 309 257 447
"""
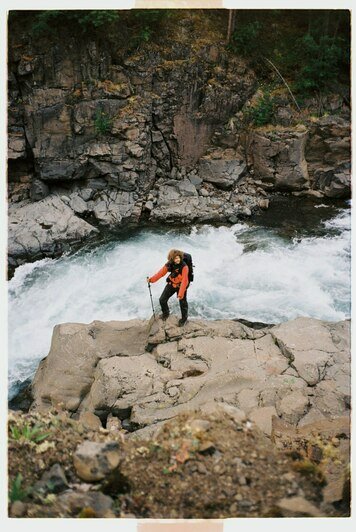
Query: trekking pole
147 279 156 319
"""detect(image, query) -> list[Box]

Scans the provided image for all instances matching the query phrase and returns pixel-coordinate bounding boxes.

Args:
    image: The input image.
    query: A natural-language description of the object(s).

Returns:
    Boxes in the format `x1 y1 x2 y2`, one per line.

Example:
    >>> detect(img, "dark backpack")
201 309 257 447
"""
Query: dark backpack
183 252 194 283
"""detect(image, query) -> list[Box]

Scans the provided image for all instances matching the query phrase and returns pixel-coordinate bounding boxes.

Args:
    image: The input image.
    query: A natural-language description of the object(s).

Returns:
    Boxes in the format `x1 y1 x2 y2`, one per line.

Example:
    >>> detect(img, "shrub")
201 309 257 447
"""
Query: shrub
244 92 276 127
30 10 120 37
292 34 347 94
28 9 171 46
228 11 350 96
94 108 112 136
229 21 262 57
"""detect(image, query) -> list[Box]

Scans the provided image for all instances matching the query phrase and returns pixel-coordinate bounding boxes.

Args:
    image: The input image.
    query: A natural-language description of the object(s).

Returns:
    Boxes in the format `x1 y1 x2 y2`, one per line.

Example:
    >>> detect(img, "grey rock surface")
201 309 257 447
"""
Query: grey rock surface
8 194 99 267
31 316 350 436
249 127 310 191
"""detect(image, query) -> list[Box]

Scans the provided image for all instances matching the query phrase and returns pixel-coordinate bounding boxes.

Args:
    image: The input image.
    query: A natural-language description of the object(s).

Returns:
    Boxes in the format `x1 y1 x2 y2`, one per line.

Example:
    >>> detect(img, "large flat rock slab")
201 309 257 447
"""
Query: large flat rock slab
31 316 350 434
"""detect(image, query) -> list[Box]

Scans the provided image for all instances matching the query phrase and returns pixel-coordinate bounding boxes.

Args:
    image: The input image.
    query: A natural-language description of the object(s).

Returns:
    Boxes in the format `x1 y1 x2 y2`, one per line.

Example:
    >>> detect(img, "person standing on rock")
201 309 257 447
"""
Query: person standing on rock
147 249 189 327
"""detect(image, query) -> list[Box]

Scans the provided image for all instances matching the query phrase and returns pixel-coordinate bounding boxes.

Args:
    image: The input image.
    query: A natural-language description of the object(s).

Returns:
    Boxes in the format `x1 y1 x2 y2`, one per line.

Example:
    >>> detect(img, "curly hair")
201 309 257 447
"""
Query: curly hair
167 249 183 262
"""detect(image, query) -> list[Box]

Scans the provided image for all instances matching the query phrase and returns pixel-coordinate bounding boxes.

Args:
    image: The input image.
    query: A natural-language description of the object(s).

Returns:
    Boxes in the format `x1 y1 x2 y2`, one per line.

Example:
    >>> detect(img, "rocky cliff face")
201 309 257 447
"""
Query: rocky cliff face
8 13 351 270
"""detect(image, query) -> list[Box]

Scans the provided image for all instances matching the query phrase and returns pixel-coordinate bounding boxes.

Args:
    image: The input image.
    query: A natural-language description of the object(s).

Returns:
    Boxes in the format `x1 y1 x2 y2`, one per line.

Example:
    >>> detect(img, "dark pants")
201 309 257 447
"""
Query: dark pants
159 283 188 320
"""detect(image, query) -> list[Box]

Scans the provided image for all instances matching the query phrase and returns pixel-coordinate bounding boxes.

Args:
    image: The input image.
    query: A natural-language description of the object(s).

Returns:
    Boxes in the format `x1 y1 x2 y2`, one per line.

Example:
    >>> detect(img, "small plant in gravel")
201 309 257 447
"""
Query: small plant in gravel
9 473 32 503
10 423 50 443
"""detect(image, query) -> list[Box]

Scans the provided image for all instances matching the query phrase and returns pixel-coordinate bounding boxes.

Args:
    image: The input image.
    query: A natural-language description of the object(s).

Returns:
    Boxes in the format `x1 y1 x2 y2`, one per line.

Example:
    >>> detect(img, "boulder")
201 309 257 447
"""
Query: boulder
249 127 309 191
33 463 68 495
73 440 122 481
31 319 148 412
270 317 339 385
78 353 162 417
176 179 198 197
91 190 138 226
69 193 88 215
276 391 309 425
199 158 246 190
30 179 50 201
8 195 99 266
57 491 115 518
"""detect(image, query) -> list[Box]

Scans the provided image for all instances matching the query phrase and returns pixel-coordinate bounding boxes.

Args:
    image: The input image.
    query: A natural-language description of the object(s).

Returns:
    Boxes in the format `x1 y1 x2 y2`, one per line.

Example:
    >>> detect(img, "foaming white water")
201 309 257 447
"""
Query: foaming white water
323 208 351 230
8 210 350 394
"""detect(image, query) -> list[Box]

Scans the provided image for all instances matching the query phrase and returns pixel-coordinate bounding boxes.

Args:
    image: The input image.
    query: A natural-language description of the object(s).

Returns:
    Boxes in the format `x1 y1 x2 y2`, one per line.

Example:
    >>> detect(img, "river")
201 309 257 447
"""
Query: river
8 197 351 399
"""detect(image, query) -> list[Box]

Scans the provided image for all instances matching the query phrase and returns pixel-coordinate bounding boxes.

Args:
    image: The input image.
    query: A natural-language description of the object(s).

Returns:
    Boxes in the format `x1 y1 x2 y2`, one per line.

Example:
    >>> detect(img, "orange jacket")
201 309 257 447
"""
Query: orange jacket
149 264 189 299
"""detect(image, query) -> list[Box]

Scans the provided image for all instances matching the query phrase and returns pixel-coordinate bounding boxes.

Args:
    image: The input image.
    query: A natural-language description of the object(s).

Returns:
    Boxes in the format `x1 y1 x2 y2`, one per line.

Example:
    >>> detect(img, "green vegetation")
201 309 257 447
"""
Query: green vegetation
229 10 350 96
245 91 276 127
292 458 326 486
293 34 347 93
10 9 172 48
94 108 112 136
29 10 120 36
8 9 349 104
9 474 31 503
130 9 172 47
10 422 50 443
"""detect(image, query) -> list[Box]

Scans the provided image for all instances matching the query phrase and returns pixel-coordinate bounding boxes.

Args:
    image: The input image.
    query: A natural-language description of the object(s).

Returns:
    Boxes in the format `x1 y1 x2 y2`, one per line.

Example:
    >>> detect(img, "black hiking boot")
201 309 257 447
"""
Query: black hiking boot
160 313 169 321
178 318 187 327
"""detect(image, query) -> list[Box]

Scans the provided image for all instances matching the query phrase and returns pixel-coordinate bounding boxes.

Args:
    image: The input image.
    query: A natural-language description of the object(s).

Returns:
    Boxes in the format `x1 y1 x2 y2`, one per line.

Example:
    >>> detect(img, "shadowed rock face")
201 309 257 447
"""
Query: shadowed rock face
306 116 351 198
31 316 350 437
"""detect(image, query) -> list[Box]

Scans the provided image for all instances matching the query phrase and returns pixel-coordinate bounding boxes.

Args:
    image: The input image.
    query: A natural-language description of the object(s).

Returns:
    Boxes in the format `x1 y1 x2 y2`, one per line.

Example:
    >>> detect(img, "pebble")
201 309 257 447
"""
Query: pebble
79 411 102 431
276 496 322 517
106 414 122 432
197 462 208 474
239 499 252 508
198 441 216 455
10 501 26 517
189 419 211 433
229 502 238 514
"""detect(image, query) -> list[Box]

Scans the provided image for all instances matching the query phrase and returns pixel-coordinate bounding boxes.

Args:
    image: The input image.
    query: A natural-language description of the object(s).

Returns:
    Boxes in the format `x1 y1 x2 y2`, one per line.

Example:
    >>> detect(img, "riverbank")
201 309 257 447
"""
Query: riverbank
8 409 350 518
8 201 350 399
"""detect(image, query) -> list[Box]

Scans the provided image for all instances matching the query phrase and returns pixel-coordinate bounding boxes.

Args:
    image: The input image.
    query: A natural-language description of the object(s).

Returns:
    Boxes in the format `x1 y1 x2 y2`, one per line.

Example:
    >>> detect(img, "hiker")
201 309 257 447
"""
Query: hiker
147 249 189 327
